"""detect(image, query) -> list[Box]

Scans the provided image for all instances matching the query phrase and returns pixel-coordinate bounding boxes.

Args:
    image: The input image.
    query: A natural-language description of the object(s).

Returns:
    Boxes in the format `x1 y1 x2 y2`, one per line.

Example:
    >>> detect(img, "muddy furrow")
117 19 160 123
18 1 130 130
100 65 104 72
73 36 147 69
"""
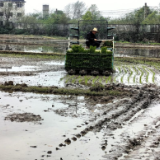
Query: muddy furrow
54 84 160 160
101 87 159 159
55 90 146 149
122 128 160 159
119 105 160 160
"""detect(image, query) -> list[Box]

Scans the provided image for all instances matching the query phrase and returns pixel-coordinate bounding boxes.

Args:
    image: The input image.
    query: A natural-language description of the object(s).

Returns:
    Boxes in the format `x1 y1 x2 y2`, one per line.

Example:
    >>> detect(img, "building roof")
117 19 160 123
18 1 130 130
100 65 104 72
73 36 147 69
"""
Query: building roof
0 0 25 2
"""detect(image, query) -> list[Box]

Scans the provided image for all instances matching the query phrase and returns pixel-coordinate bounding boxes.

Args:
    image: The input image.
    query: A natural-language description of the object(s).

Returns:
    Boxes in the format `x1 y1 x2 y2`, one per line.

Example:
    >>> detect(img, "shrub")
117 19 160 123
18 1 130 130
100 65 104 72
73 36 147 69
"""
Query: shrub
103 41 113 47
89 46 96 53
71 45 85 53
101 47 107 54
90 83 104 92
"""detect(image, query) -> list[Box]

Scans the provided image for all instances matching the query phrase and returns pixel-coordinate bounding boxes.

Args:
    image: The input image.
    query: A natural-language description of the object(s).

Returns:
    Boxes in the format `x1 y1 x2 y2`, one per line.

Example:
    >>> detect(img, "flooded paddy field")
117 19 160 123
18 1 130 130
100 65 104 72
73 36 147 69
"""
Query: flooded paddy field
0 43 67 54
1 83 160 160
1 38 160 160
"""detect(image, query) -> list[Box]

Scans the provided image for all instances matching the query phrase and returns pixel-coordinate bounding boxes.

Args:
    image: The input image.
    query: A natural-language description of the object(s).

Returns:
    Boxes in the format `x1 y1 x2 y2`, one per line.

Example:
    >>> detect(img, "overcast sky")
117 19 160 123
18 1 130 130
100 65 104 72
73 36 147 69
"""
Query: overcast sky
25 0 160 16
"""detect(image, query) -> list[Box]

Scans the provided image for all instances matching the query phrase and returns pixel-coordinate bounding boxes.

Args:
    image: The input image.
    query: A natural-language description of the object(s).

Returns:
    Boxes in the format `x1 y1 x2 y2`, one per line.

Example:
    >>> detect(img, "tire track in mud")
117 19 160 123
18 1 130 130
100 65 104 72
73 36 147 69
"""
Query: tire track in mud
120 123 160 160
54 84 159 160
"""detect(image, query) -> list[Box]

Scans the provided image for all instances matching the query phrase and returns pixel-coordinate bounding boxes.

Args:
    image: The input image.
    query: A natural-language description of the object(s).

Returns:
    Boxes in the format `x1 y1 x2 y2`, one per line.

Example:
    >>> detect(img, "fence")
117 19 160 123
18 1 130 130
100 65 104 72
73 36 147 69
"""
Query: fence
0 23 160 42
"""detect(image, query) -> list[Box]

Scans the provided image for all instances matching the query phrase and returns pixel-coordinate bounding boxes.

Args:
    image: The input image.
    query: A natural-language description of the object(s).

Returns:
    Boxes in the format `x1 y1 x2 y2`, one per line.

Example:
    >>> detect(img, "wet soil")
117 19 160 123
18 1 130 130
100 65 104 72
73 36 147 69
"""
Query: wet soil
0 38 160 160
1 84 160 160
0 55 66 87
5 113 43 123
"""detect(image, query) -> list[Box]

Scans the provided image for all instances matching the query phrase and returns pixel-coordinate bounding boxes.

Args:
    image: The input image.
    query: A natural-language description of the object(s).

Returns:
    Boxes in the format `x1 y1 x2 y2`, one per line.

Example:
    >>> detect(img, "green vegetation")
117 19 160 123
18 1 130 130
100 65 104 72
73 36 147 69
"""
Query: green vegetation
110 5 153 25
65 45 113 71
138 67 144 84
115 57 160 70
93 76 99 84
71 76 77 83
67 45 112 54
145 68 149 83
127 66 133 83
65 75 73 83
149 69 155 83
0 53 65 60
0 84 126 97
106 76 112 84
78 76 83 84
103 41 113 47
84 76 91 85
63 57 159 86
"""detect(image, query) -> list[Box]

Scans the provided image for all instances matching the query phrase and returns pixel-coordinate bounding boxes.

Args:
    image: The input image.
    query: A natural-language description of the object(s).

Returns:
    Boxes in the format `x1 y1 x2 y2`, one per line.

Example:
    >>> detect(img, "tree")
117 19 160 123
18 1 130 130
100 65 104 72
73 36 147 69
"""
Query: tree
82 11 93 20
42 10 70 24
109 5 153 25
142 11 160 24
88 4 101 20
19 13 41 24
64 1 86 20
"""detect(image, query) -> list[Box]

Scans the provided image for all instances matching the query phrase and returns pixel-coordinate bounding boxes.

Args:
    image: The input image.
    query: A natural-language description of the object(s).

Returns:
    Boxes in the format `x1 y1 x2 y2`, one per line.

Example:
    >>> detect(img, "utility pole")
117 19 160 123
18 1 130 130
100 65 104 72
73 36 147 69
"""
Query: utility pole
144 3 147 20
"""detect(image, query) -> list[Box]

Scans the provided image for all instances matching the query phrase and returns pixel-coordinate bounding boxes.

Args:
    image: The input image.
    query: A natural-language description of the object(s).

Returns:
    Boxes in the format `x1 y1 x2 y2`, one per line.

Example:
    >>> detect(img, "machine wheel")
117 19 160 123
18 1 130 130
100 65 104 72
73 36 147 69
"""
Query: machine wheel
79 70 87 75
91 70 99 76
102 70 110 76
68 69 76 75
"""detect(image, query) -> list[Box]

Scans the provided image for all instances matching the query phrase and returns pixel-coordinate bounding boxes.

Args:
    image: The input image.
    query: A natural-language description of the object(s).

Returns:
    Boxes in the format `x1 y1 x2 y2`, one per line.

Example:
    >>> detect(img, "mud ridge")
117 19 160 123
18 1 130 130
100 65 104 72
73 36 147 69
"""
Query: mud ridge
5 113 43 124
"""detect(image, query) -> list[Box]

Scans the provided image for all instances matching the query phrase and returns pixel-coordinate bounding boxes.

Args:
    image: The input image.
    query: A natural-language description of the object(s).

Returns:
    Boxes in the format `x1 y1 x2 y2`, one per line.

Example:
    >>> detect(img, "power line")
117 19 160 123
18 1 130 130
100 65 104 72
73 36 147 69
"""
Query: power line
100 5 160 17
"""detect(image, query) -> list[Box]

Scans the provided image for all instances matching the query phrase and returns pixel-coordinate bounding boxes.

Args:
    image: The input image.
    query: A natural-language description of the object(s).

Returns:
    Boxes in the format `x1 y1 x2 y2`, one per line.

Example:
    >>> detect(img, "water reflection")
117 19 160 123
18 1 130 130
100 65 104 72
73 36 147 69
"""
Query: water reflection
1 43 160 58
115 48 160 58
0 44 67 53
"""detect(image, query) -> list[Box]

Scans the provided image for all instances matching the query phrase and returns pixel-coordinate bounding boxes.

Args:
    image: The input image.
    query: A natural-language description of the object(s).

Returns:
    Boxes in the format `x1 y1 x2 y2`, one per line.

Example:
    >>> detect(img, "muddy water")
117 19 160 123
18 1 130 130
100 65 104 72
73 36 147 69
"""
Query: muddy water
0 58 66 87
0 66 38 72
115 48 160 58
0 91 105 160
0 43 67 54
1 85 160 160
63 63 160 87
0 60 159 87
0 45 160 87
1 42 160 57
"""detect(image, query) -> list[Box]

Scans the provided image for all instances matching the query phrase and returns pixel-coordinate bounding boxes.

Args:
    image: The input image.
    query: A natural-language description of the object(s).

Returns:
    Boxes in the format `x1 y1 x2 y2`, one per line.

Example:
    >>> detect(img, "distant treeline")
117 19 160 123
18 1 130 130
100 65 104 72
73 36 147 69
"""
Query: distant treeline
1 1 160 42
17 1 160 25
1 23 160 43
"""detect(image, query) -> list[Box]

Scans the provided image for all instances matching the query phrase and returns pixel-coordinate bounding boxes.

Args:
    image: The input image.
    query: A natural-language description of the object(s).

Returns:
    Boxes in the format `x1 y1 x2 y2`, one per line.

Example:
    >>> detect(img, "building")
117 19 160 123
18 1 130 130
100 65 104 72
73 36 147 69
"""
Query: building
0 0 25 25
43 5 49 19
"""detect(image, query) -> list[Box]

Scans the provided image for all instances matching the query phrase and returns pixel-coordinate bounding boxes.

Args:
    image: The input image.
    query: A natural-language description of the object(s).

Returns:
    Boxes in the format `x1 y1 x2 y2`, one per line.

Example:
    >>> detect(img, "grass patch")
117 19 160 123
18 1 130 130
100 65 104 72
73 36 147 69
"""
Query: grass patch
149 69 155 83
92 76 99 84
84 76 91 85
127 66 133 83
138 67 144 84
115 57 160 69
106 76 112 84
71 76 77 83
0 53 65 60
132 67 138 83
0 84 127 97
78 76 83 84
142 66 149 83
65 75 72 84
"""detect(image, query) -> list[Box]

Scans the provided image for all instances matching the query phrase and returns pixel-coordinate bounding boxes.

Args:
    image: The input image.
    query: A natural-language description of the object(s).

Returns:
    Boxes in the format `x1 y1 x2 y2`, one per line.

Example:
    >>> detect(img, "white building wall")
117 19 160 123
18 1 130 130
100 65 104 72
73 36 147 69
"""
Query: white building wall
0 0 25 24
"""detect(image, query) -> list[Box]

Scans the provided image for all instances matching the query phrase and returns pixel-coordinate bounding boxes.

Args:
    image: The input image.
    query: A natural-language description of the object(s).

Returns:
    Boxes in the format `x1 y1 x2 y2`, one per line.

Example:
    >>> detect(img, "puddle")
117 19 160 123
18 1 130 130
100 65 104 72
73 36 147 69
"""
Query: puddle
0 91 105 160
115 48 160 58
0 66 38 72
0 71 66 87
0 43 67 54
44 61 65 66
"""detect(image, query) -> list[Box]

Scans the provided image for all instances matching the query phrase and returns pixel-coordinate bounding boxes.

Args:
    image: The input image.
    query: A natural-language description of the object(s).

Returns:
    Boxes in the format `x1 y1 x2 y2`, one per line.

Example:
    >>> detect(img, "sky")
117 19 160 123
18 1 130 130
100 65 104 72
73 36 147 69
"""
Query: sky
25 0 160 17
